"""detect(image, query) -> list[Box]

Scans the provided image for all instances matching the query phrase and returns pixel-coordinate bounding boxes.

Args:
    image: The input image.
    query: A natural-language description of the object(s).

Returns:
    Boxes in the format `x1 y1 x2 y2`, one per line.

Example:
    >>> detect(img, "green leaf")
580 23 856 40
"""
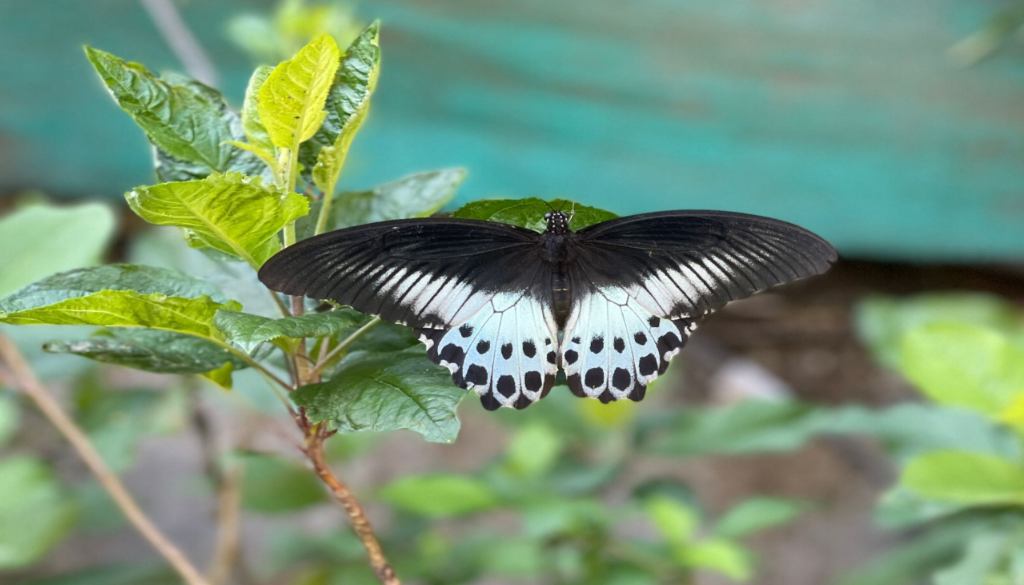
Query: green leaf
0 264 238 340
326 168 467 230
856 293 1022 369
126 173 309 267
215 308 366 353
306 22 382 191
42 329 245 380
933 531 1011 585
452 198 617 233
21 564 178 585
240 65 274 157
504 423 563 477
258 33 341 150
713 497 805 539
293 350 465 443
234 452 326 513
644 494 699 545
0 456 76 568
84 47 258 179
0 203 116 297
901 451 1024 506
640 400 1019 462
901 322 1024 417
378 474 497 518
679 538 752 581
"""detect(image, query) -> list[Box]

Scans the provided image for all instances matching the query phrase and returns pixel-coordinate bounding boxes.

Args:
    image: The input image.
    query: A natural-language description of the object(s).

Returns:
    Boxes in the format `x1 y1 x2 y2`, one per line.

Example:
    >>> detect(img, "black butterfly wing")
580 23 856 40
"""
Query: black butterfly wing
559 211 836 403
258 218 559 410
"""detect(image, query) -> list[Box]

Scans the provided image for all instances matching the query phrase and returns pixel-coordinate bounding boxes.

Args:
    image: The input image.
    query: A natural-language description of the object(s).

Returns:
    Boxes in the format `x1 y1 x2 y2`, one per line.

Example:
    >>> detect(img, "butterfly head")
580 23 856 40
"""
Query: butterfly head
543 210 572 235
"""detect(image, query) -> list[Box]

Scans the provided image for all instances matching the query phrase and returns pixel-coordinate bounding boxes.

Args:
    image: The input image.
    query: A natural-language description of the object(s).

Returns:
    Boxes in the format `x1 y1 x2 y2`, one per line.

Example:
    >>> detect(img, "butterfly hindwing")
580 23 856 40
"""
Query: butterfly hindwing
561 285 695 403
419 291 558 410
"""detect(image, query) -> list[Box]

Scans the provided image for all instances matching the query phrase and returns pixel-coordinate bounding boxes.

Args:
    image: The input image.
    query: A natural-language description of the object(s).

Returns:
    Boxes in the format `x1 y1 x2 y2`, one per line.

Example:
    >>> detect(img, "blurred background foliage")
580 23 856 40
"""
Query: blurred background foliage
2 1 1024 585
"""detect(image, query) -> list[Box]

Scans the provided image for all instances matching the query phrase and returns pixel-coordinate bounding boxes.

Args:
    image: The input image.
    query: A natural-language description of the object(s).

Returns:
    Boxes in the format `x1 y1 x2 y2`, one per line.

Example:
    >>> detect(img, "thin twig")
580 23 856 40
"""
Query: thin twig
208 465 243 585
303 430 400 585
189 391 244 585
309 317 382 379
139 0 219 86
0 334 211 585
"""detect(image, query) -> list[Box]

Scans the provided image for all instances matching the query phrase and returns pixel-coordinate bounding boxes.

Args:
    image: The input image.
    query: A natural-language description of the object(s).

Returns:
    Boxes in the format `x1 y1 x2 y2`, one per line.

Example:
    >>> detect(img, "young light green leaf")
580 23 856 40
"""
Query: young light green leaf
0 202 116 297
126 173 309 267
241 65 274 156
505 423 563 478
43 329 245 377
327 168 467 231
713 497 806 538
215 308 366 353
306 22 382 192
901 451 1024 506
900 322 1024 417
0 265 238 339
855 293 1021 369
234 452 327 513
645 494 699 545
679 538 752 581
0 457 76 569
293 349 465 443
453 198 617 233
84 47 258 180
378 474 497 518
258 34 341 150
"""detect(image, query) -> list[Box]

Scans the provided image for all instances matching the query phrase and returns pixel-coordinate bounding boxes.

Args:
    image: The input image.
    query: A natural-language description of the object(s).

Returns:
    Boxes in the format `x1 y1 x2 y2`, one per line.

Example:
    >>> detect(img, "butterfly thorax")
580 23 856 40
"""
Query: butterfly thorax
542 212 575 326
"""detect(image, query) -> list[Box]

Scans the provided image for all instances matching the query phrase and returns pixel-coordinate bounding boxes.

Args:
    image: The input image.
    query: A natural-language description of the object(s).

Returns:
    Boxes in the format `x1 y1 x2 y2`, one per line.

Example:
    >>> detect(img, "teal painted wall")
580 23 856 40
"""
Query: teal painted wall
1 0 1022 261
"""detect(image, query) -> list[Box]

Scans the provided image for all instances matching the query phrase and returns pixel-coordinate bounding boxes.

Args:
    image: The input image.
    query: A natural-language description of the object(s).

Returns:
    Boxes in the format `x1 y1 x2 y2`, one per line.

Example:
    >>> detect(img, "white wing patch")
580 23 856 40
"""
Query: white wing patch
419 292 558 410
561 286 695 403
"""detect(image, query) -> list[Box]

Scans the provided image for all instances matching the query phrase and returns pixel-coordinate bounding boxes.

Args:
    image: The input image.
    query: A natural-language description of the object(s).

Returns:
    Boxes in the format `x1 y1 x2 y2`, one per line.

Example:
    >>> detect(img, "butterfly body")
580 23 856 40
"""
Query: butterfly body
259 208 836 411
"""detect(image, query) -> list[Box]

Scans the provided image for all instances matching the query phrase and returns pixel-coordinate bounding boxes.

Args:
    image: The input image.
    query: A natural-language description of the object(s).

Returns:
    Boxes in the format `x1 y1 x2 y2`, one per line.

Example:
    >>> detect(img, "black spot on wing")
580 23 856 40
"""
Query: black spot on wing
546 351 557 365
612 368 631 391
439 344 465 367
628 384 647 401
566 373 586 397
500 343 513 360
522 341 536 358
565 350 579 365
590 337 604 354
459 324 473 337
524 371 542 392
634 332 647 345
480 392 501 411
613 337 625 353
638 354 658 376
585 367 604 389
465 365 488 386
476 340 490 354
496 375 516 398
598 390 615 404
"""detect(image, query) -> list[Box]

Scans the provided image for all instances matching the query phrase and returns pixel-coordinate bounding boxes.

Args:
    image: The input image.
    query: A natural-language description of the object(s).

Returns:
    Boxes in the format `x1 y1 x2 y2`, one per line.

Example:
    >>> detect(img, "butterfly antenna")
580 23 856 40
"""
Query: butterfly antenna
568 201 576 224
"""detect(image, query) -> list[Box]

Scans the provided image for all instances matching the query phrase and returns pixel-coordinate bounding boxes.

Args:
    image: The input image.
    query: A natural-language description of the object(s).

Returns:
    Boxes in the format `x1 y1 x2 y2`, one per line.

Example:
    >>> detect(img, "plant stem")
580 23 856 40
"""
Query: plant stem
309 316 381 378
314 177 337 236
303 429 399 585
0 334 211 585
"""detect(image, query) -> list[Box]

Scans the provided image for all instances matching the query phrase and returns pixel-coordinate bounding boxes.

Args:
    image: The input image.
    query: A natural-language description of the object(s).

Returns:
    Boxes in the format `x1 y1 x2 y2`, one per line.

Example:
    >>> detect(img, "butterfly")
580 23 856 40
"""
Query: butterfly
258 209 836 410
